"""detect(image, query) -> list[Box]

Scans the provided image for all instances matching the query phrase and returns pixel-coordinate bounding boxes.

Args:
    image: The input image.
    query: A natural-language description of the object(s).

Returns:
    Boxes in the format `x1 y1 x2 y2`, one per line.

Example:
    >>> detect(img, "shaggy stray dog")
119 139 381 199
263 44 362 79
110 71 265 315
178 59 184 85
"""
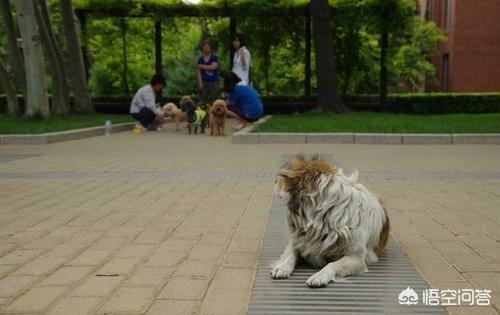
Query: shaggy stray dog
271 156 390 287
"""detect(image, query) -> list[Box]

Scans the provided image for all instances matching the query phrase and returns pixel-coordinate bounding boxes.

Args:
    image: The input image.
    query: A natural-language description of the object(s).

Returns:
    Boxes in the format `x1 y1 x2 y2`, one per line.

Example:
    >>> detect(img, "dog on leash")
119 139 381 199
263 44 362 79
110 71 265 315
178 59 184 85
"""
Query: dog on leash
163 97 195 132
163 102 182 130
210 99 228 136
271 156 390 287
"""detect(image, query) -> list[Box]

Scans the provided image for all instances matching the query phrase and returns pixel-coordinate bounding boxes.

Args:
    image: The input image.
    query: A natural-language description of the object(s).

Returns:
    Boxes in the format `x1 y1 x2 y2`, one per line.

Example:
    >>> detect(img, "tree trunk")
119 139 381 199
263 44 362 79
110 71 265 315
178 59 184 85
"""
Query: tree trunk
15 0 50 118
0 0 27 101
310 0 347 113
379 30 388 111
0 57 20 116
59 0 94 113
120 18 130 96
34 0 70 115
263 46 271 94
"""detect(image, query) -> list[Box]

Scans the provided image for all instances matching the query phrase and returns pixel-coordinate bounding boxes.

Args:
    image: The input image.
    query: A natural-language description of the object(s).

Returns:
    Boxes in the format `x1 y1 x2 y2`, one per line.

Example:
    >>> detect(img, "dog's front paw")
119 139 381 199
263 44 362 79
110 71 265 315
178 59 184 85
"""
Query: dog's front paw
270 264 293 279
306 270 333 287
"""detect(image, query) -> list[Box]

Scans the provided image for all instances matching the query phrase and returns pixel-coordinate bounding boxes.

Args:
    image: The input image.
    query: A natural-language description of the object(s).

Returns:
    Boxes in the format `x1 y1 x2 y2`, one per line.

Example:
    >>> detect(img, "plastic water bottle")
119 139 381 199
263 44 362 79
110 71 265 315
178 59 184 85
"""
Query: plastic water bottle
105 119 112 136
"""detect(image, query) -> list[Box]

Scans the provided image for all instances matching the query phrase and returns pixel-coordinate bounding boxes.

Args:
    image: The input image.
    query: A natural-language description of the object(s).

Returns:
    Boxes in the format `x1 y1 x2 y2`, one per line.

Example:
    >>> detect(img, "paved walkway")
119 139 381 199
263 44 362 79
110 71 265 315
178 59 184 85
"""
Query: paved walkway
0 122 499 314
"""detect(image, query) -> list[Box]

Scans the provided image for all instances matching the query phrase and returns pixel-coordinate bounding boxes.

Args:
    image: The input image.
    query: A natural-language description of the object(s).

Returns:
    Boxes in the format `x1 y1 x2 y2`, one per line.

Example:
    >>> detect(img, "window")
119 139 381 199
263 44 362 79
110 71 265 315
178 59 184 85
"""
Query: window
442 54 449 92
444 0 452 31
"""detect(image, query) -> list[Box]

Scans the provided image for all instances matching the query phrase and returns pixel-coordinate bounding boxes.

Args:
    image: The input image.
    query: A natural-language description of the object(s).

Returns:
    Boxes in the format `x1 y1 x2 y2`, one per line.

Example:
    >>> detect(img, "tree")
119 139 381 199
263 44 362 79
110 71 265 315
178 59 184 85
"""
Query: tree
0 57 19 116
390 17 444 91
364 0 414 110
15 0 50 118
0 0 26 100
310 0 348 113
34 0 70 114
59 0 94 113
119 18 130 95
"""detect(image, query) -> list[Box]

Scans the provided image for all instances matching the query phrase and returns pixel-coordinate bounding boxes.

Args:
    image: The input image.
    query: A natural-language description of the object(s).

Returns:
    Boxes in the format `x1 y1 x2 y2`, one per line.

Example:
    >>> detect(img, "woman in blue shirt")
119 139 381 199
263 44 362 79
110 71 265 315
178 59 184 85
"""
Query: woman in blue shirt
197 41 220 104
223 72 263 130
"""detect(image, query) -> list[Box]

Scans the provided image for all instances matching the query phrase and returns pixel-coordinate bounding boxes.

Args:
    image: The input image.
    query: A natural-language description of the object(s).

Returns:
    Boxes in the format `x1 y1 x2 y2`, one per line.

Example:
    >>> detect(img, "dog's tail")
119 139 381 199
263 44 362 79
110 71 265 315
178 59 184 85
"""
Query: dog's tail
374 210 390 256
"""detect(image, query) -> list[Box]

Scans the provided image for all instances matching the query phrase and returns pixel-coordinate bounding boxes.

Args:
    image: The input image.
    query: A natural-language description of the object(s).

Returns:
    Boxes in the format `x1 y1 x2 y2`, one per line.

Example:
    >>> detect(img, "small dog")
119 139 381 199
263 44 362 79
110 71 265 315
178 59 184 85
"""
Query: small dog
210 99 228 136
163 102 181 129
178 96 198 134
163 100 186 131
271 156 390 287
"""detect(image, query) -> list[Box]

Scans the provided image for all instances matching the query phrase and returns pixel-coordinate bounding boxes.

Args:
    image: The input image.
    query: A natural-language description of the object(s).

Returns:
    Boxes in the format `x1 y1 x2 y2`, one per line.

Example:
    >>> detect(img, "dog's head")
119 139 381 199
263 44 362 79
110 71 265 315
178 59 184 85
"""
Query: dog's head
179 96 196 113
211 99 227 117
275 155 336 203
199 103 210 112
163 102 179 115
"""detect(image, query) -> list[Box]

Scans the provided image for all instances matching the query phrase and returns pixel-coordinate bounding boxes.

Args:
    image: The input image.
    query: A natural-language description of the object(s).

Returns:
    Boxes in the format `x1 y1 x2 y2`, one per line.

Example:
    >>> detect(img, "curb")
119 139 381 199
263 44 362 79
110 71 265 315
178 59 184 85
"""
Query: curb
0 123 135 145
231 116 500 145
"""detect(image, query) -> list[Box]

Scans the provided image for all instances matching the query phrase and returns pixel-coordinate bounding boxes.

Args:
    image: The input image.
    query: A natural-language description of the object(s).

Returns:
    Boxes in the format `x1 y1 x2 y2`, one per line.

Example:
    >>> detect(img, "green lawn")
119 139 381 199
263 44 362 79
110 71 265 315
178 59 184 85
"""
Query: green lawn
0 114 133 134
253 112 500 134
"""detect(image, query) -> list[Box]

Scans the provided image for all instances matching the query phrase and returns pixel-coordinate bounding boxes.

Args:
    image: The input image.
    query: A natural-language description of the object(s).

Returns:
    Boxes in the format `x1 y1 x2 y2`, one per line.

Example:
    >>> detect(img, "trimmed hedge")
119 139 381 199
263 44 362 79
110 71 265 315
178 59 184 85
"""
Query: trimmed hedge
2 93 500 115
343 93 500 114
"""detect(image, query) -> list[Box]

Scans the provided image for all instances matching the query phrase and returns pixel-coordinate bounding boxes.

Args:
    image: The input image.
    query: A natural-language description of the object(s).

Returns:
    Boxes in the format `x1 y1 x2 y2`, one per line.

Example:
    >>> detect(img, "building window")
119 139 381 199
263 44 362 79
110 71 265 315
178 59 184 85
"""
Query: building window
442 54 449 92
444 0 452 31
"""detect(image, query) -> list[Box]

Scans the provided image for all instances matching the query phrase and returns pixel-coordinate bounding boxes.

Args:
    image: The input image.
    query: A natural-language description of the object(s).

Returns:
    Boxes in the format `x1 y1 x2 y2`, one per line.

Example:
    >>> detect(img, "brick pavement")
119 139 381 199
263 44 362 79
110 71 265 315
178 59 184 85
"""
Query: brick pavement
0 122 498 314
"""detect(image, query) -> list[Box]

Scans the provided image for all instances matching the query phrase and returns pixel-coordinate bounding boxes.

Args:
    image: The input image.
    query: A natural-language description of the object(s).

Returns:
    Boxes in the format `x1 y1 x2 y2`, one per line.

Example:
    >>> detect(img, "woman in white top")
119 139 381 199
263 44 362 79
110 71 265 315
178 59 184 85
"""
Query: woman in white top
231 33 251 85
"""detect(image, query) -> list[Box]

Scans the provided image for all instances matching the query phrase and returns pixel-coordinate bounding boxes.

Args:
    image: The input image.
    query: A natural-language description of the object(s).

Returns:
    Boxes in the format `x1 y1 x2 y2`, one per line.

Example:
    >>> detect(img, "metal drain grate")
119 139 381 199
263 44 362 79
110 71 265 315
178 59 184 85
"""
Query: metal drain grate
248 155 444 315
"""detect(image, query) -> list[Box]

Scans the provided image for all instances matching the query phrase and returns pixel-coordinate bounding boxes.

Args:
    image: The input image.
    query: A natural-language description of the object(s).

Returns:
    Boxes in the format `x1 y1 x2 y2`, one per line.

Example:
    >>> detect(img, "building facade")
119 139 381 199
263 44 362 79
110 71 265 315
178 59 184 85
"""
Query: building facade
419 0 500 92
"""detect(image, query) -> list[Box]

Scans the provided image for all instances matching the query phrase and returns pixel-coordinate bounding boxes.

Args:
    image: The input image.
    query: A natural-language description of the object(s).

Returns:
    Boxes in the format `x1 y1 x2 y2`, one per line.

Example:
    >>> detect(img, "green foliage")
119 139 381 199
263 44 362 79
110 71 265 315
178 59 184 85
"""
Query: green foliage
253 112 500 134
87 17 156 96
162 18 202 96
389 18 445 91
0 0 446 103
72 0 310 17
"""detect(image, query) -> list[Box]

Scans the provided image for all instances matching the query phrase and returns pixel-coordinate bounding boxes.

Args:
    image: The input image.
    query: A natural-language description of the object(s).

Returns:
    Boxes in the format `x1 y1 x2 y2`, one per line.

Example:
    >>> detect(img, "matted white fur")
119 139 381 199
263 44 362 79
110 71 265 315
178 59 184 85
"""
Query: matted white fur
271 163 388 288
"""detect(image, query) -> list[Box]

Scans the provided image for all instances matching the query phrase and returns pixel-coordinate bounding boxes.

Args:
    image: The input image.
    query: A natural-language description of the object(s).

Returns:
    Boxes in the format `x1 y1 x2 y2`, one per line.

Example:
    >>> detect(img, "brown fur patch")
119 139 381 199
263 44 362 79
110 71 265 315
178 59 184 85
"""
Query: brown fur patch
374 210 390 256
280 157 337 194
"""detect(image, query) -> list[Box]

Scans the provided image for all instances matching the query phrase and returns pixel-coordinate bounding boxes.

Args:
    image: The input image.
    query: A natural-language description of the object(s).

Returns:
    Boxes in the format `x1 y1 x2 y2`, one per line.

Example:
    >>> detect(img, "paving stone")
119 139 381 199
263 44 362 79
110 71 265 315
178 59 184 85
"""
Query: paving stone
115 244 156 258
158 277 210 300
124 267 175 287
0 275 41 298
99 286 157 313
38 266 93 286
67 249 113 266
306 133 355 144
47 296 102 315
0 249 44 265
259 133 307 144
71 276 123 297
146 299 199 315
232 133 259 144
452 134 500 144
96 257 142 276
355 133 402 144
402 134 452 144
175 259 218 278
3 286 68 313
11 256 67 276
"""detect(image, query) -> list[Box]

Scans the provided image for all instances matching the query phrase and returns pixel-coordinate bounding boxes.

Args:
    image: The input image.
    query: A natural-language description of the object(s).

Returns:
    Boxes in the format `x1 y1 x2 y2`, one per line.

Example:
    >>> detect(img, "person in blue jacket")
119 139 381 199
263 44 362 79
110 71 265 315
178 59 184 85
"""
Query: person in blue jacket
223 72 263 130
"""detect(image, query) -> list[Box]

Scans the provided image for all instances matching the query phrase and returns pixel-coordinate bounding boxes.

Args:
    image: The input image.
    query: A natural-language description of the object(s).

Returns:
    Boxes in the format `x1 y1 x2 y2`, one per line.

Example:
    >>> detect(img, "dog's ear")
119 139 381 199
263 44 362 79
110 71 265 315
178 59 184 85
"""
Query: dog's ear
311 154 322 161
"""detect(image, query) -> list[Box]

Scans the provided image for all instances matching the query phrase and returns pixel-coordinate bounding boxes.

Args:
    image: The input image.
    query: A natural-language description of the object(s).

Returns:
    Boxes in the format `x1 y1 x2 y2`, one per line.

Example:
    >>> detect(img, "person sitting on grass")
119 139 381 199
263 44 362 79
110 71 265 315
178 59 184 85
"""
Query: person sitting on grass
223 72 263 130
130 74 166 132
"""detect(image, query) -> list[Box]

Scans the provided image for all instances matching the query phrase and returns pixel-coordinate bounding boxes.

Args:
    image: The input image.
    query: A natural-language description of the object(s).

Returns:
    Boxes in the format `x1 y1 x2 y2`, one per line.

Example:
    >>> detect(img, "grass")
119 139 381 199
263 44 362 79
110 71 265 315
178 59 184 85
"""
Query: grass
0 114 134 134
253 112 500 134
